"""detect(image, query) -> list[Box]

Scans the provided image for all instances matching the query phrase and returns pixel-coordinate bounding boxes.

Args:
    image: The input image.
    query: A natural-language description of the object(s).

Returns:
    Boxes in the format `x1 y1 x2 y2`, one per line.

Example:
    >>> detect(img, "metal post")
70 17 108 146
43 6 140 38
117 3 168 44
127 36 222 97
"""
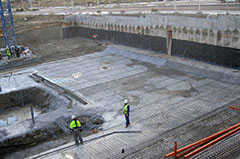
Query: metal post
198 0 200 11
29 0 32 11
20 90 24 106
71 0 73 9
97 0 99 8
174 0 176 12
7 0 17 46
0 0 9 47
38 0 40 9
226 2 229 14
30 105 35 124
21 0 24 9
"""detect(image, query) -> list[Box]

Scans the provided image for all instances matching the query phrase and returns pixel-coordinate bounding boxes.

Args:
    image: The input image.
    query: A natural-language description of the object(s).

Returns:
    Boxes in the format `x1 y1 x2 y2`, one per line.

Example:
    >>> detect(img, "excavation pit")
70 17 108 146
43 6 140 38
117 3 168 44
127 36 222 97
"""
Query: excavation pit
0 87 104 158
0 103 41 127
0 87 59 125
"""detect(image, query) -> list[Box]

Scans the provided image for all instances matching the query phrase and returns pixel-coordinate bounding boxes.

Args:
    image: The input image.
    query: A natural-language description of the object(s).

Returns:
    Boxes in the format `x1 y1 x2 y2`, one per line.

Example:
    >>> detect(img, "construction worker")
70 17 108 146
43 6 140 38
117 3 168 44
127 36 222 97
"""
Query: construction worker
15 46 20 57
6 48 11 60
8 71 17 83
92 34 97 42
10 45 15 58
123 99 130 128
69 115 83 146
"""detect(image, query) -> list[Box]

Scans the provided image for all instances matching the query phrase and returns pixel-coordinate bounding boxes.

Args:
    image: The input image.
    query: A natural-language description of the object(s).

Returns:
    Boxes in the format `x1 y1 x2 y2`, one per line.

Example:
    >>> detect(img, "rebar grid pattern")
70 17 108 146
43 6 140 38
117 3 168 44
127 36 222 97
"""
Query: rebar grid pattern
192 132 240 159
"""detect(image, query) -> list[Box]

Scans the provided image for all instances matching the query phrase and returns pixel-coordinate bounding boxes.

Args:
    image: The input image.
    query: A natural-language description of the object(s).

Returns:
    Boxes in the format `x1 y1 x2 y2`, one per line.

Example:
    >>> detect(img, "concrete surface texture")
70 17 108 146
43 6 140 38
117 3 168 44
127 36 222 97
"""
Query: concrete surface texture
68 14 240 31
10 44 238 158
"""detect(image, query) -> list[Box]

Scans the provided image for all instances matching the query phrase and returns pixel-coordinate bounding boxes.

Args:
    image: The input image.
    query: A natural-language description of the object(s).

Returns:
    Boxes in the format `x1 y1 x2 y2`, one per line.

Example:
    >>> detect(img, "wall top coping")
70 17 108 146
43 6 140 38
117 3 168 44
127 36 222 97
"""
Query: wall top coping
65 14 240 31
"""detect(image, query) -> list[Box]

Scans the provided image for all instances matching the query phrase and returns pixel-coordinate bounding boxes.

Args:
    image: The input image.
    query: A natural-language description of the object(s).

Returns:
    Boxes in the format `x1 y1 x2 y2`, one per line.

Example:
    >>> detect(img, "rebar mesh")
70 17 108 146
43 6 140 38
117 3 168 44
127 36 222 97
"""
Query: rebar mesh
192 131 240 159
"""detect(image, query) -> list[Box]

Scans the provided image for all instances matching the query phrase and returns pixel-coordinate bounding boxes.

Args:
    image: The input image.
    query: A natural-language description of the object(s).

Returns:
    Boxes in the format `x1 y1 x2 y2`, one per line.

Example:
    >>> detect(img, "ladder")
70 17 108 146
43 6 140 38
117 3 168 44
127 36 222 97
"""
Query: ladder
0 0 17 48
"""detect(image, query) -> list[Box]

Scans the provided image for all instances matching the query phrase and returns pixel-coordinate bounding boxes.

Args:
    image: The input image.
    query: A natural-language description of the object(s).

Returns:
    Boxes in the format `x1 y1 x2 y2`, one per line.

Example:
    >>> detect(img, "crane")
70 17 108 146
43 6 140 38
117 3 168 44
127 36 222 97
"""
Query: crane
0 0 17 49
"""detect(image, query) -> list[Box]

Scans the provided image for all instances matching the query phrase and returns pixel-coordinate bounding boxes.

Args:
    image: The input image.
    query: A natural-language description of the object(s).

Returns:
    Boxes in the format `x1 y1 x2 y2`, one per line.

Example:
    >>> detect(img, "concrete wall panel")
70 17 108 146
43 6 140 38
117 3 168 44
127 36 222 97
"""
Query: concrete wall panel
65 15 240 49
63 26 240 69
63 26 166 53
64 14 240 69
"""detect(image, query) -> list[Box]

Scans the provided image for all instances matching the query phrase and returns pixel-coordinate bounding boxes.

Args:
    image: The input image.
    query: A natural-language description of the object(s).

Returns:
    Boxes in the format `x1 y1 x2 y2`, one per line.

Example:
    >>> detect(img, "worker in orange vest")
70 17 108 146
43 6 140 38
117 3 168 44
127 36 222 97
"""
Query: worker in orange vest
92 34 97 42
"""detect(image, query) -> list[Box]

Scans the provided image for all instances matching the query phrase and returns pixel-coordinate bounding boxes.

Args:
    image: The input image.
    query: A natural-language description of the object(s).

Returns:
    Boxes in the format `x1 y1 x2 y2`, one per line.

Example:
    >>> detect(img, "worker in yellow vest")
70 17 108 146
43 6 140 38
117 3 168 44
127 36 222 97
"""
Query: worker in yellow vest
69 115 83 145
6 48 11 60
123 99 130 128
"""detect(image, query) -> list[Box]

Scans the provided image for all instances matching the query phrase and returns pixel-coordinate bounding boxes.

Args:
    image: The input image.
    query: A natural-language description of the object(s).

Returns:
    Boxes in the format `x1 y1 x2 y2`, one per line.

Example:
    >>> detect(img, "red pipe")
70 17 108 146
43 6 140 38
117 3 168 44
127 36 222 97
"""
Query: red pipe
229 105 240 111
189 129 240 159
174 142 177 159
165 122 240 158
184 126 240 159
176 140 207 158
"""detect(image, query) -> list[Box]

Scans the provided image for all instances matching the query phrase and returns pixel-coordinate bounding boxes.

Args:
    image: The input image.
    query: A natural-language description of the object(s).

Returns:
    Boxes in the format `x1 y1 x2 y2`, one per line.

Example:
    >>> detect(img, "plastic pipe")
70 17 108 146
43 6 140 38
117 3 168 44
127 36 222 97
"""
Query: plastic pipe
184 126 240 159
165 122 240 158
174 142 177 158
229 105 240 111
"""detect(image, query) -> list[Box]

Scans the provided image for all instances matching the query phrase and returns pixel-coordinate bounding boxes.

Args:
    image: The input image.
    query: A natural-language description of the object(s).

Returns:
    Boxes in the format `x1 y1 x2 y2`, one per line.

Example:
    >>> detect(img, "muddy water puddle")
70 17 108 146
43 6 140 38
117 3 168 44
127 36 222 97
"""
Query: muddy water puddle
0 104 41 127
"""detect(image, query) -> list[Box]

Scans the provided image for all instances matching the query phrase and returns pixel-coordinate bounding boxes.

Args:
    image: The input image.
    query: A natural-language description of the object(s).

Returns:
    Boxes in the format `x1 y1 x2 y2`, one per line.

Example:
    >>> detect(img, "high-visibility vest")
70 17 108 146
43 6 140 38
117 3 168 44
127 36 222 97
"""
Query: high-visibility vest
70 120 81 129
123 104 129 114
6 50 11 56
93 35 97 38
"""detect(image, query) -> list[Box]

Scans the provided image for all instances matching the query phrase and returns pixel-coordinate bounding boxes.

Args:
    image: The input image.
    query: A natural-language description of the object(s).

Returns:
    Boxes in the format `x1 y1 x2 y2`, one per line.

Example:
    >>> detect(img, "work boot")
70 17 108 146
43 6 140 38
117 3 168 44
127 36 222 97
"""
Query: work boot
80 139 83 145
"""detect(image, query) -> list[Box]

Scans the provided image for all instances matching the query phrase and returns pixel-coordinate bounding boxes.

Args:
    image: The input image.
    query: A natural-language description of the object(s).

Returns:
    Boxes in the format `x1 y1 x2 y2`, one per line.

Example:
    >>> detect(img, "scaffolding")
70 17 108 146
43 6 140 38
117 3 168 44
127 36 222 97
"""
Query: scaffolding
0 0 17 48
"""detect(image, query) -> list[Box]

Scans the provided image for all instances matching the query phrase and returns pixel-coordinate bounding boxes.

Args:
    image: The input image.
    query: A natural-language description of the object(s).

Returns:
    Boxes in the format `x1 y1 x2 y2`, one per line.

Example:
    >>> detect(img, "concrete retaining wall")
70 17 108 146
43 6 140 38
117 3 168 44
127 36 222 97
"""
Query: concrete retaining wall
64 14 240 69
65 15 240 49
63 26 240 69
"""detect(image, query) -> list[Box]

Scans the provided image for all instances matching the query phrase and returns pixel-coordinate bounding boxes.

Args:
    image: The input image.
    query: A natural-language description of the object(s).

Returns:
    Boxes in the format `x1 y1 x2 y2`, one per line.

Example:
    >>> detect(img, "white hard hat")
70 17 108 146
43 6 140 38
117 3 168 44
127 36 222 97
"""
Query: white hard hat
71 115 76 119
124 99 128 104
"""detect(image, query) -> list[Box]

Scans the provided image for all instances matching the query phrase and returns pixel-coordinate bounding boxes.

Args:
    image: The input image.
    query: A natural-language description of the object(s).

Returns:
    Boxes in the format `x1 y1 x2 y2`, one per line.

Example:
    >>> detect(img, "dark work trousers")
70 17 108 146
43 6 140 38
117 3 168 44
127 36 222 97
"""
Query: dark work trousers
73 129 83 145
125 114 130 127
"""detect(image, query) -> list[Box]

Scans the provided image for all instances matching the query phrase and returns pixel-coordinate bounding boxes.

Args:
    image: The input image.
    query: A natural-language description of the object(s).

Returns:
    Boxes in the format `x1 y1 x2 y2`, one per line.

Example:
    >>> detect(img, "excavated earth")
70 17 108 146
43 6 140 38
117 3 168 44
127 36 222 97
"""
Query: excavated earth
0 15 105 73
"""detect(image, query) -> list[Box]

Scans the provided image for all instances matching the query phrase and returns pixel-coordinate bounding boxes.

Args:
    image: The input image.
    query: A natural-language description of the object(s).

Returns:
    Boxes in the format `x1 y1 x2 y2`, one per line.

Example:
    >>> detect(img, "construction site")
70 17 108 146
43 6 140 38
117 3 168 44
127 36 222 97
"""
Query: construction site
0 0 240 159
